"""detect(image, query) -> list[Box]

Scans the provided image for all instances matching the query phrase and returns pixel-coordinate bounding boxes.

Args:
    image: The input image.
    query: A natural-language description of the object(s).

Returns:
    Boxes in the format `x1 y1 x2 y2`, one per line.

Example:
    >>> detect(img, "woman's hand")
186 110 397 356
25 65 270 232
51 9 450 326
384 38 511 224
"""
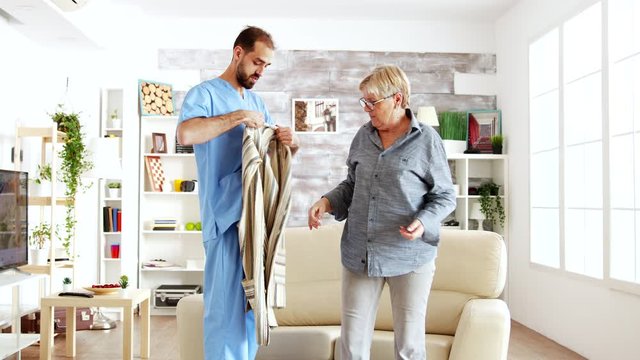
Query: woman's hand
308 197 331 230
399 219 424 240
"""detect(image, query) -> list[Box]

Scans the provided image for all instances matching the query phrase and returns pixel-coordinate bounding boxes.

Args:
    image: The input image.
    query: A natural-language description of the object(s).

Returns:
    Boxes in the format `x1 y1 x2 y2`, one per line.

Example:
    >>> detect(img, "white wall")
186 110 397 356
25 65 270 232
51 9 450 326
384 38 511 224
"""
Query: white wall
496 0 640 359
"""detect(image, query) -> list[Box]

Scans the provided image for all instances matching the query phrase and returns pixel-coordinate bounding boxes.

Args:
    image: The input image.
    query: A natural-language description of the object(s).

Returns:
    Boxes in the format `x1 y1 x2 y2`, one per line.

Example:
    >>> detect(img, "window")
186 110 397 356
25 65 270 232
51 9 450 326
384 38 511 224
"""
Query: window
530 28 560 268
609 0 640 283
529 1 640 285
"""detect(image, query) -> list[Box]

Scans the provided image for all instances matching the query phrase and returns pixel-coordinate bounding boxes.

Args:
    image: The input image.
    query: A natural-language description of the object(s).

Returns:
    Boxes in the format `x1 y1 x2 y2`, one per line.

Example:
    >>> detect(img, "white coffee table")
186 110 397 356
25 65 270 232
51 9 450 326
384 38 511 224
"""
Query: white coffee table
39 289 150 360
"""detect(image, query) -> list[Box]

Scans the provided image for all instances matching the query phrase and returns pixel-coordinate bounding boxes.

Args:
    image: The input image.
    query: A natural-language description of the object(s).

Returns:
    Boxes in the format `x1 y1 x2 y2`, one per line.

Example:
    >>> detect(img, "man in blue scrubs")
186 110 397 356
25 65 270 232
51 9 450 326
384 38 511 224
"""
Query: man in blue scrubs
177 26 297 360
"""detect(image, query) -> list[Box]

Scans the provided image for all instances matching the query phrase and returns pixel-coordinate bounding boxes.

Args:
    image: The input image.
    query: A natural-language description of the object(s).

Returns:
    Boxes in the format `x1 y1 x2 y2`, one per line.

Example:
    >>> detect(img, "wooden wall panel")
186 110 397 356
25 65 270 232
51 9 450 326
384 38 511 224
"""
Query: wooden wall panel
161 49 497 227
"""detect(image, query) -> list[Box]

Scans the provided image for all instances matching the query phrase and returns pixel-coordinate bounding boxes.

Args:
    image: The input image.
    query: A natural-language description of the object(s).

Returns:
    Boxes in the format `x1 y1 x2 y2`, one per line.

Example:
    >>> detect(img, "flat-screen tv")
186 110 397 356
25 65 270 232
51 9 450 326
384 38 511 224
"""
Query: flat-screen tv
0 169 28 271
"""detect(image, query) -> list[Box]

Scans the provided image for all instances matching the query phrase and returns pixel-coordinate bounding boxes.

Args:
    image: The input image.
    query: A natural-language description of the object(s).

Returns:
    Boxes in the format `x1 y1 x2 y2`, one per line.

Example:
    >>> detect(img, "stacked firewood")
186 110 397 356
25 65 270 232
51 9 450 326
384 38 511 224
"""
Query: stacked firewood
140 82 174 116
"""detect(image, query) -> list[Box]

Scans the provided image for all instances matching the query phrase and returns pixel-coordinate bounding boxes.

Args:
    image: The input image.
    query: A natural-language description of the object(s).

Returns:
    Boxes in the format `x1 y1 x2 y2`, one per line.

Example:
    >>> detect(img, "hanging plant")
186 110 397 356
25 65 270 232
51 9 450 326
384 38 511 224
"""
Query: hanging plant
51 105 93 257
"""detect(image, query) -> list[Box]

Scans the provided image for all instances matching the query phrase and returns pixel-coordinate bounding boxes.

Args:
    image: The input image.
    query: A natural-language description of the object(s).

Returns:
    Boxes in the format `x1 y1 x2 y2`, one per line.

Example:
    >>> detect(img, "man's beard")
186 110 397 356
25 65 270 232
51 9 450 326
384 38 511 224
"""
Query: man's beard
236 62 258 89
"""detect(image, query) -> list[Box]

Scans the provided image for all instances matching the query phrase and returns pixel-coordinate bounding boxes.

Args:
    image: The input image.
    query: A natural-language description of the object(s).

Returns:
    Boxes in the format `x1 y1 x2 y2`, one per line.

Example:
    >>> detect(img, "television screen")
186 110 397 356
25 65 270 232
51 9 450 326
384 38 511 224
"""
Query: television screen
0 169 28 271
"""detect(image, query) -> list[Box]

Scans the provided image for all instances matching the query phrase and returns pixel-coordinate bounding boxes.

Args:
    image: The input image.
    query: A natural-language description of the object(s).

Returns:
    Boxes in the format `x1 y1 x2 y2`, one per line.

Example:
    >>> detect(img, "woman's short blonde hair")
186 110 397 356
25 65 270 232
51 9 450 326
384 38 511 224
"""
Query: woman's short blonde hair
359 65 411 108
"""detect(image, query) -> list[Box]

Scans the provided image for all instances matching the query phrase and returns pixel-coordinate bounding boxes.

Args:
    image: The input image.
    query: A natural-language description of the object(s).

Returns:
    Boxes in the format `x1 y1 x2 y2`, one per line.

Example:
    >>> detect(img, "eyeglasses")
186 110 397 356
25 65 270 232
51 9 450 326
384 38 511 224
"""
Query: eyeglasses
359 94 395 111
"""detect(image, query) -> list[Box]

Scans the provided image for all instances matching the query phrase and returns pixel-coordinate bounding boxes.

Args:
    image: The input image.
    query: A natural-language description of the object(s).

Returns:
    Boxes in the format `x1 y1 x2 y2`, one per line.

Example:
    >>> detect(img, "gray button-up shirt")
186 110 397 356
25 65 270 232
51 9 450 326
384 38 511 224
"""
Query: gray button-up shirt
324 110 456 277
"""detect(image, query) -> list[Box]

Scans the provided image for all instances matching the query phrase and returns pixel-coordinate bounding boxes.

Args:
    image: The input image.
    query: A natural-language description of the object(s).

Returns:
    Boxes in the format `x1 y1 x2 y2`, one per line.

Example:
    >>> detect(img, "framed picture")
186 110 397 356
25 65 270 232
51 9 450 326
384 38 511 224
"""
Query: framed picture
292 98 338 133
139 80 175 116
144 156 165 192
152 132 167 154
467 110 501 154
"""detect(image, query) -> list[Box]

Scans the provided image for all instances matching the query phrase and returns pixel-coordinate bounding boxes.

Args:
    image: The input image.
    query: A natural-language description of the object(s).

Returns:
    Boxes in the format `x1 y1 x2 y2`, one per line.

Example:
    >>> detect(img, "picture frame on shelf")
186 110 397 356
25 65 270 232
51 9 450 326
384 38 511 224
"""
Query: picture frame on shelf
292 98 338 133
152 132 167 154
138 80 175 117
144 156 165 192
466 109 501 154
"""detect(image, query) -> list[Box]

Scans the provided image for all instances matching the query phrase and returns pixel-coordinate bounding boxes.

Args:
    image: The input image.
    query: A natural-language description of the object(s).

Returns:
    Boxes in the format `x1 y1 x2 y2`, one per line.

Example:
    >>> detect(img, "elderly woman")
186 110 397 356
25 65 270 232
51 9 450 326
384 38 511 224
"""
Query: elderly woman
308 65 456 359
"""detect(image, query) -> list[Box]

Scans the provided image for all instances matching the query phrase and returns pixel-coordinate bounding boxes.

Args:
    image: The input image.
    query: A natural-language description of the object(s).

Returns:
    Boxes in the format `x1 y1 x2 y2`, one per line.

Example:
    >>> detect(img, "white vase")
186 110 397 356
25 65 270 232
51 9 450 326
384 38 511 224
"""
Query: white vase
108 188 120 198
63 284 72 292
30 248 48 265
119 288 129 296
442 140 467 155
111 119 122 129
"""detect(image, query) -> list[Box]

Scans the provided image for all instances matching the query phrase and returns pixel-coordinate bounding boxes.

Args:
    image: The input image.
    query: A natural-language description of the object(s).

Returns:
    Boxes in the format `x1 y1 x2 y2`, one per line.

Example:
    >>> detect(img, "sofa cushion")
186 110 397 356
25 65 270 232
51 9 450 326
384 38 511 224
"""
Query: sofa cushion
333 331 453 360
256 325 341 360
434 230 506 298
373 287 476 336
274 225 343 326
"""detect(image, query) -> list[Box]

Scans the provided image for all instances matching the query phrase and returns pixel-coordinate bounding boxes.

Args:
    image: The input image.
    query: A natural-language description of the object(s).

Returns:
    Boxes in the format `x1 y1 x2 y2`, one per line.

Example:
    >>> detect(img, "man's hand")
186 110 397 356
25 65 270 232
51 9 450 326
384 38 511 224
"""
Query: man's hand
399 219 424 240
275 126 294 146
275 126 299 154
238 110 265 128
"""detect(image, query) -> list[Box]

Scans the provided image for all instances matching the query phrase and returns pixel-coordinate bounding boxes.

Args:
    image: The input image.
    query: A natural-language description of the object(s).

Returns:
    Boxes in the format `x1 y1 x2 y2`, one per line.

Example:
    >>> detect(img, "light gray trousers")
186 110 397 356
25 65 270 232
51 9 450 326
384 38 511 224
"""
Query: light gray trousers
340 261 436 360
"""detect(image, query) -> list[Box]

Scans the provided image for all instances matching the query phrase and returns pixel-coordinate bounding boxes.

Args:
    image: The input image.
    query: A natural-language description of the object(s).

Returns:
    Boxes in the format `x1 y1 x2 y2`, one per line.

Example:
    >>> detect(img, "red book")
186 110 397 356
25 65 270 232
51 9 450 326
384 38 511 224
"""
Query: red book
117 210 122 232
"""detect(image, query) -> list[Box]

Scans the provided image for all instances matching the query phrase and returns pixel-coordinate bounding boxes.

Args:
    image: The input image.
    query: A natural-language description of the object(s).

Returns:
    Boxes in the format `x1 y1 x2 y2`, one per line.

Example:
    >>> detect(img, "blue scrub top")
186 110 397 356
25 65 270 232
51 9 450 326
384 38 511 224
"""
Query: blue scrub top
178 78 274 242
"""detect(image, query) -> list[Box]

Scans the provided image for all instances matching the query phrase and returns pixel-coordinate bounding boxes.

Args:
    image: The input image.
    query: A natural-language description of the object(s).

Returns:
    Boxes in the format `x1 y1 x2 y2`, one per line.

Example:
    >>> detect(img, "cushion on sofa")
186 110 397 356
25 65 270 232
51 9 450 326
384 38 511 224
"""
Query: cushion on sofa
274 224 343 326
256 325 341 360
274 281 341 326
434 230 506 298
373 288 477 336
333 332 453 360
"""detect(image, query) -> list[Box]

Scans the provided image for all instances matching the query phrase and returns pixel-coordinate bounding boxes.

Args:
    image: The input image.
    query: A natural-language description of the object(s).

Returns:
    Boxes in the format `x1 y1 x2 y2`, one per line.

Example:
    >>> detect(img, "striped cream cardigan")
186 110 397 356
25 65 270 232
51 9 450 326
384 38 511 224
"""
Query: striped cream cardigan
238 127 292 346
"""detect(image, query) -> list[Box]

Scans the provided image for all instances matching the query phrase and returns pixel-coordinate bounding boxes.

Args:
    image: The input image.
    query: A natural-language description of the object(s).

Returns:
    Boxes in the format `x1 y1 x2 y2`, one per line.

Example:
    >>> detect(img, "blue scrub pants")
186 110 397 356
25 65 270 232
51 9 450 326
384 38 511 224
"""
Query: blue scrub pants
203 226 258 360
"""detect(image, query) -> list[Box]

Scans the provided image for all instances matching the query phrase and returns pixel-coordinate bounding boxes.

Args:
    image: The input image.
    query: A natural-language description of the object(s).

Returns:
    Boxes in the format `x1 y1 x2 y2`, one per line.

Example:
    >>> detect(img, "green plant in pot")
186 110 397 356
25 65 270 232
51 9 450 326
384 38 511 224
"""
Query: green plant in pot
29 222 58 265
491 134 504 154
477 181 505 229
438 111 467 141
107 182 121 189
51 105 93 257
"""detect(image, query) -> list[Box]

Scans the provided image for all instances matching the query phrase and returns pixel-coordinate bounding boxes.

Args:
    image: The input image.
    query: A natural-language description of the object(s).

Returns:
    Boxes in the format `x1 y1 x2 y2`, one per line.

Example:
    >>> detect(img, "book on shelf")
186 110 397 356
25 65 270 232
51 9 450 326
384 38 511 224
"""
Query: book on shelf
103 206 122 232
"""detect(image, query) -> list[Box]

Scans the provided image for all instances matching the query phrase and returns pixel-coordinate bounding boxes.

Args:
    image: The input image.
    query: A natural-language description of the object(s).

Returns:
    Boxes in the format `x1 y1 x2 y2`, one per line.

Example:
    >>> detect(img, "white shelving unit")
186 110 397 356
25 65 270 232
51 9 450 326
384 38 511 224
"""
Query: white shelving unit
138 115 203 315
446 153 509 236
14 124 75 291
0 271 45 358
97 88 124 286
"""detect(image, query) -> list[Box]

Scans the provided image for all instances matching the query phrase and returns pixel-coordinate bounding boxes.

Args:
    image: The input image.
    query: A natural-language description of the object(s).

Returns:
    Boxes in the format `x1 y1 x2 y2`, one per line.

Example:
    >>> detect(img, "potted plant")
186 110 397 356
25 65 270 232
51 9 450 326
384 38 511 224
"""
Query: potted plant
107 182 121 198
30 163 53 197
119 274 129 295
438 111 467 154
477 181 505 230
491 134 504 154
110 109 121 129
51 105 93 257
62 277 72 292
29 222 55 265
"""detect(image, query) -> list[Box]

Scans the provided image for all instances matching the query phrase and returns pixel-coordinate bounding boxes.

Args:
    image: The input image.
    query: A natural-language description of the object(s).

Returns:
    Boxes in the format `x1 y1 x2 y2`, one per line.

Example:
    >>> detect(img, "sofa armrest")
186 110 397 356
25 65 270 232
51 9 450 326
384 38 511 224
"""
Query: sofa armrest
448 299 510 360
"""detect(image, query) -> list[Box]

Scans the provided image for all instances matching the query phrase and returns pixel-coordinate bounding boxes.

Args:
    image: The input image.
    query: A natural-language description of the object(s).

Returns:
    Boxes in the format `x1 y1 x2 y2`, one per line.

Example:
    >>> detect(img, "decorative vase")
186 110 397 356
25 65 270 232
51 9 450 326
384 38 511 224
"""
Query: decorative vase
481 219 494 232
119 288 129 296
63 284 72 292
111 119 122 129
492 144 503 154
30 248 48 265
108 188 120 198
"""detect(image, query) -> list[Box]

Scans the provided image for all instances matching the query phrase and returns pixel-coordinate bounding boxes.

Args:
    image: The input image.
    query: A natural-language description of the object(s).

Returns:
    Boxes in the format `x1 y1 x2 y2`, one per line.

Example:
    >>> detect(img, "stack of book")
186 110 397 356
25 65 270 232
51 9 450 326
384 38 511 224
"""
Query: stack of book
152 218 177 231
103 207 122 232
175 135 194 153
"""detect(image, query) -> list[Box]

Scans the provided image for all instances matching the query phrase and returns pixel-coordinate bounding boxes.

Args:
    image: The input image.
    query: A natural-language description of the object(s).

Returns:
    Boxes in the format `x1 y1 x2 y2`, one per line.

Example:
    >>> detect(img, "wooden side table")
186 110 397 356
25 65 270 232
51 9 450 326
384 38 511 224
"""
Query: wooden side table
39 289 150 360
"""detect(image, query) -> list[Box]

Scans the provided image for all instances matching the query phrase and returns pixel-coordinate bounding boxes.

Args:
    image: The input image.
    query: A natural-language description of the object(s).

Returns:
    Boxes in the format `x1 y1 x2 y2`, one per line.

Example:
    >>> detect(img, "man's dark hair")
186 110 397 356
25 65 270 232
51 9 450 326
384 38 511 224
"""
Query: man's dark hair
234 26 275 52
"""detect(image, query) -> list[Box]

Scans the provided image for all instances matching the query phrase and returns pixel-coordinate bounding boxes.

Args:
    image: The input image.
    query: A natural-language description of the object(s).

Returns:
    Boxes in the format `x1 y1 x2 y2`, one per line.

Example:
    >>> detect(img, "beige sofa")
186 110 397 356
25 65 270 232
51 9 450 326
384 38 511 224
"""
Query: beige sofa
177 223 510 360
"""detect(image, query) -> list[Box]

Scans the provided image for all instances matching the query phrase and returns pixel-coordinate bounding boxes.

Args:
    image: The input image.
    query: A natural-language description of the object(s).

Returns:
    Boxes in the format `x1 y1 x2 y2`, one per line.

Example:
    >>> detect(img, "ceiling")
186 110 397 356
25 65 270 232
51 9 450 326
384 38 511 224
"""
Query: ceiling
0 0 520 49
